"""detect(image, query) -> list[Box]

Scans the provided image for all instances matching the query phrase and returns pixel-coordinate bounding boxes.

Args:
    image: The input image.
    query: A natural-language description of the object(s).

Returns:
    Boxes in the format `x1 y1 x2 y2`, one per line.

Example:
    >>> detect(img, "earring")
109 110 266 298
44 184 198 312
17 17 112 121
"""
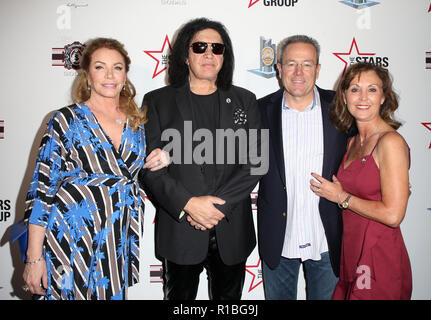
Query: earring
87 84 91 91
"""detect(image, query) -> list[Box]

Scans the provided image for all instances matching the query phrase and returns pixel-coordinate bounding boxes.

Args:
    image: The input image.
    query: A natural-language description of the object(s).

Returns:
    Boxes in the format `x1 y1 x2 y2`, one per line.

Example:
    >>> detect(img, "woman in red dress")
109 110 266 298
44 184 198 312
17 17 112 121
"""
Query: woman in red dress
309 62 412 300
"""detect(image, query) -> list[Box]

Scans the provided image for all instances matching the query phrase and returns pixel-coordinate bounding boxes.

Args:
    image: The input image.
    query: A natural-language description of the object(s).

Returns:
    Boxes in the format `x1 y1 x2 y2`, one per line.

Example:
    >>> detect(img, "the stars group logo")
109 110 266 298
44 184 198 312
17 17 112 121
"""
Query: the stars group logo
333 37 389 74
144 35 172 79
422 123 431 149
246 259 263 292
248 0 298 8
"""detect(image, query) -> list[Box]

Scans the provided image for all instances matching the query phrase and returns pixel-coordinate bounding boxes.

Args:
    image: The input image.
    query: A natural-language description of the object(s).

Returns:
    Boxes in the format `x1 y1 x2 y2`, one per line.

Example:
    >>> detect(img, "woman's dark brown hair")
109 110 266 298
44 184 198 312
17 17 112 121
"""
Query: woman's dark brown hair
331 62 401 133
72 37 146 130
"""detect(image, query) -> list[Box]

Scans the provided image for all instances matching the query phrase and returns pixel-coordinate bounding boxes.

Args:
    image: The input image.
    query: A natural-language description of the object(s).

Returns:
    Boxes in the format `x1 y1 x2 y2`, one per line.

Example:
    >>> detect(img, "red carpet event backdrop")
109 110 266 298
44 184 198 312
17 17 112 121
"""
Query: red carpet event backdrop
0 0 430 300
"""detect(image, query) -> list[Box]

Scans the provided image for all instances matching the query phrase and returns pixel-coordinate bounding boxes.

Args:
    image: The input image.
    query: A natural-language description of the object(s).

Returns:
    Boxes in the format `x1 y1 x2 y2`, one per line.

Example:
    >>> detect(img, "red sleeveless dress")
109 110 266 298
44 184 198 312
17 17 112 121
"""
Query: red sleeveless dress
332 139 412 300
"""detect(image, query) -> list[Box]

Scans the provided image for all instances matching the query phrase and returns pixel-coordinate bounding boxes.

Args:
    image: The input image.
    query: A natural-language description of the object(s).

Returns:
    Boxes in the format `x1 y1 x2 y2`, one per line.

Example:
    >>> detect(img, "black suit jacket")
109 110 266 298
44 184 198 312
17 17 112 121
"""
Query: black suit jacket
141 83 263 266
257 86 347 277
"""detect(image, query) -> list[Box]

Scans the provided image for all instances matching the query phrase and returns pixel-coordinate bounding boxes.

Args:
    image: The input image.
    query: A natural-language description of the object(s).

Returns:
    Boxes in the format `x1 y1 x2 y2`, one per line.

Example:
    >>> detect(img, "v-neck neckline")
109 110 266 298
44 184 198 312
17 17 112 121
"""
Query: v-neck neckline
82 104 127 154
342 153 378 172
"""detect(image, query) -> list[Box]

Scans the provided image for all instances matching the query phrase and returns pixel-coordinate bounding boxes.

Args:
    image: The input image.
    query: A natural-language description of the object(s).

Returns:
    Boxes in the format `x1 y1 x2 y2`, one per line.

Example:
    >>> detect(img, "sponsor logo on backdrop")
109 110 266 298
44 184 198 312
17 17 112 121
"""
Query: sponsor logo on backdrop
52 41 85 73
426 52 431 69
144 35 172 79
251 191 258 212
0 120 4 139
245 259 263 292
150 265 163 283
0 199 11 222
248 37 277 79
422 123 431 149
161 0 187 5
339 0 380 9
333 37 389 74
248 0 298 8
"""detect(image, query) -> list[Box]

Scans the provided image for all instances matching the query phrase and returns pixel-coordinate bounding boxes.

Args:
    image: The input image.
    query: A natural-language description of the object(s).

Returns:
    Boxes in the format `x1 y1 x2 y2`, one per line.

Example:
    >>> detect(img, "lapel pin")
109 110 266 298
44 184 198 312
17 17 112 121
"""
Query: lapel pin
226 98 231 104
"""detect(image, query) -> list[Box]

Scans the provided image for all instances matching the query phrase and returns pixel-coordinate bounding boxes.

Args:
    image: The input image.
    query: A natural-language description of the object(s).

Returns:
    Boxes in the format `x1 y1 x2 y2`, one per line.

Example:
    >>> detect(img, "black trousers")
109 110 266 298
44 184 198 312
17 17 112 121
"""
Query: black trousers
162 230 246 300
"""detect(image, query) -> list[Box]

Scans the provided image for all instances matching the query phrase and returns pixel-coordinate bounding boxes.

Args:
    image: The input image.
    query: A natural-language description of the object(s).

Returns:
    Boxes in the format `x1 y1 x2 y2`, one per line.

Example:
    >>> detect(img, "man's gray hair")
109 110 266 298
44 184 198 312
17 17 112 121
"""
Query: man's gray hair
277 35 321 65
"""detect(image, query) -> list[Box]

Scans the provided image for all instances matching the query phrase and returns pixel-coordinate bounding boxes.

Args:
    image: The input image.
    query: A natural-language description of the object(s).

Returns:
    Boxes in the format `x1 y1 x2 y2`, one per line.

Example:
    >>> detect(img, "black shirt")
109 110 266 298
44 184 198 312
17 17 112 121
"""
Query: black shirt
190 90 220 191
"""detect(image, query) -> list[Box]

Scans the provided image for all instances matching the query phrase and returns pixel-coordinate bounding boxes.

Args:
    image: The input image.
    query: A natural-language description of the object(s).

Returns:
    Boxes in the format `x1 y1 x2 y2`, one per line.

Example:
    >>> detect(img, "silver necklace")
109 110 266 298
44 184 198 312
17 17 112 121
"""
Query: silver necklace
88 101 124 125
356 123 380 162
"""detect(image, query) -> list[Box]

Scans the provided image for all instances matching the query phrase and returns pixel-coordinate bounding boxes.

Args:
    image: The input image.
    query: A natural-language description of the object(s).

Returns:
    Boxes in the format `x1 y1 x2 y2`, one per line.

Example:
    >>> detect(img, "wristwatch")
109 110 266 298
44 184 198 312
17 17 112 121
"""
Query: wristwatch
341 194 352 209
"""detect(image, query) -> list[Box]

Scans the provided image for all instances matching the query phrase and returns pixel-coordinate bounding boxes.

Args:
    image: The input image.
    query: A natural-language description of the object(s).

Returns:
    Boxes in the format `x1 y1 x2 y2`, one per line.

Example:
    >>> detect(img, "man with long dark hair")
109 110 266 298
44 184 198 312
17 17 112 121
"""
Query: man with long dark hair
141 18 264 300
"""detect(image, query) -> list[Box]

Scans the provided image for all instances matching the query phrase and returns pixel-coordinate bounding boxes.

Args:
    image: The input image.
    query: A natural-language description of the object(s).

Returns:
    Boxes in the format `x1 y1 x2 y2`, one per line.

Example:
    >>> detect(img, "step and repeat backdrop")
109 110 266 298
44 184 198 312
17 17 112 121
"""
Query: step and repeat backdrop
0 0 430 300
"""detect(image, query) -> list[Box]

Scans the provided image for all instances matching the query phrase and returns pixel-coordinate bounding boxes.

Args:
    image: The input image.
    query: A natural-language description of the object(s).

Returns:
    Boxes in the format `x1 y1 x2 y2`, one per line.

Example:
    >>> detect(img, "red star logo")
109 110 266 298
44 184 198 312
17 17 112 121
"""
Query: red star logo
333 37 375 74
248 0 259 8
422 123 431 149
245 259 263 292
144 35 172 79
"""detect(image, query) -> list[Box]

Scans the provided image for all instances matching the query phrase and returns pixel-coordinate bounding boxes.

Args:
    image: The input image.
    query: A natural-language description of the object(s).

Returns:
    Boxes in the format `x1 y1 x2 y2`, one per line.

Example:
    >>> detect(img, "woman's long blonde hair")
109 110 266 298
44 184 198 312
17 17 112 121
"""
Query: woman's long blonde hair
72 37 146 130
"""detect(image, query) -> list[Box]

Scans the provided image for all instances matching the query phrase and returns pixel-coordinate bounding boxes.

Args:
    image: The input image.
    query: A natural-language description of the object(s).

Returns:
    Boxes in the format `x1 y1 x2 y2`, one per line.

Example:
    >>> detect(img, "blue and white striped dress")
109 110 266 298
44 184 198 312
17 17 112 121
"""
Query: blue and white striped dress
25 104 146 300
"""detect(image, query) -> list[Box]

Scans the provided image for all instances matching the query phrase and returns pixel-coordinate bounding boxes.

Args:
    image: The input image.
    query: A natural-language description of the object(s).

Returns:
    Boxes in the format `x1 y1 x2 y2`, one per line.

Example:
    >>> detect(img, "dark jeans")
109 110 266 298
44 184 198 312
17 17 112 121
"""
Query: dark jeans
162 231 246 300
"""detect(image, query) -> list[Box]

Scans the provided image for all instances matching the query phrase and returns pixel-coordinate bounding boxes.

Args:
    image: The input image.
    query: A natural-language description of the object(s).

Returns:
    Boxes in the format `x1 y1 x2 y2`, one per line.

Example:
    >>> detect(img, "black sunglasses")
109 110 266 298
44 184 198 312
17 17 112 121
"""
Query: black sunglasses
190 42 225 55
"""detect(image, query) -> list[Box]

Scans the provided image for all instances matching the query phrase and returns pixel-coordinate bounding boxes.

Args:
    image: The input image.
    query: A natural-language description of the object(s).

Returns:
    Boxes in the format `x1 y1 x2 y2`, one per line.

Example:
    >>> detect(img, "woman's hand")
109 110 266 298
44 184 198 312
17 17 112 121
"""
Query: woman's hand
143 148 171 171
22 257 48 295
310 173 344 204
23 224 47 295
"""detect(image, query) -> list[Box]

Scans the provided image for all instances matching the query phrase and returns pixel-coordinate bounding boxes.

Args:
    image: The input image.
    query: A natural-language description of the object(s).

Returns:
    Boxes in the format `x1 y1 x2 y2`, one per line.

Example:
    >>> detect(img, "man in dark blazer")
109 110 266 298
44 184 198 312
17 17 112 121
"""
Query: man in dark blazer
141 18 264 300
257 35 348 300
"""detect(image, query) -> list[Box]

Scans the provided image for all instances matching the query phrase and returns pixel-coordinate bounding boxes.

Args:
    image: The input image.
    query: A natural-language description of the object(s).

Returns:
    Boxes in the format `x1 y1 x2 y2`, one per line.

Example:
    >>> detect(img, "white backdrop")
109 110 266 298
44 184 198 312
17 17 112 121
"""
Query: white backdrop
1 0 430 300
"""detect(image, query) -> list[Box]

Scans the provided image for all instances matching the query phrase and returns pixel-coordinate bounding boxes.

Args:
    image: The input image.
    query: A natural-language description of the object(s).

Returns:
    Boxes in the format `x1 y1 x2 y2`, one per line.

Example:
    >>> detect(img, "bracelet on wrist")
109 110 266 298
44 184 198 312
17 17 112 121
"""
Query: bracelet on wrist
25 256 44 265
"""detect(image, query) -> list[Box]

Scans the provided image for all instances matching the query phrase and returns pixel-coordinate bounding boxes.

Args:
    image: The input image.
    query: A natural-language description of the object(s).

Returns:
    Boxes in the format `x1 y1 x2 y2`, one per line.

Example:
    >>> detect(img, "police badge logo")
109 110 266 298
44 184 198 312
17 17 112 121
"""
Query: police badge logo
261 46 275 67
339 0 380 9
248 37 277 79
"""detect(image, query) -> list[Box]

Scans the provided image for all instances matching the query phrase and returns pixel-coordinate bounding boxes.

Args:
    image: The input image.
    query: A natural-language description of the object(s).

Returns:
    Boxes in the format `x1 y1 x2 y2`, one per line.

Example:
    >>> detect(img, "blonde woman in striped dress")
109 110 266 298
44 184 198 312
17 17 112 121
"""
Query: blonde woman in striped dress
22 38 167 300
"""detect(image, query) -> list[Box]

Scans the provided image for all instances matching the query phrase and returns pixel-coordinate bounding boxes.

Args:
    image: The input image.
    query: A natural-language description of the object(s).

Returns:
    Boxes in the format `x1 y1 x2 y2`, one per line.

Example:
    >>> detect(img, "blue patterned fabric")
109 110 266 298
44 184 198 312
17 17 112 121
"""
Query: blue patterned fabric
25 104 146 300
